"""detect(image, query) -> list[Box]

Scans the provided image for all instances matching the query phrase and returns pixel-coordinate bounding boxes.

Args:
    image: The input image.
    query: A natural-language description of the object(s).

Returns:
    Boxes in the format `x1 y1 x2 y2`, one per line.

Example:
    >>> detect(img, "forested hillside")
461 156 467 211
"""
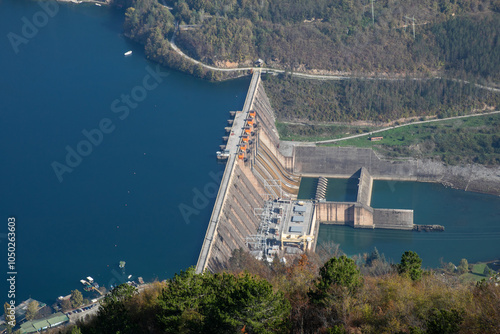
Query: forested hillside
113 0 500 83
263 75 500 122
114 0 242 80
172 0 500 82
52 249 500 334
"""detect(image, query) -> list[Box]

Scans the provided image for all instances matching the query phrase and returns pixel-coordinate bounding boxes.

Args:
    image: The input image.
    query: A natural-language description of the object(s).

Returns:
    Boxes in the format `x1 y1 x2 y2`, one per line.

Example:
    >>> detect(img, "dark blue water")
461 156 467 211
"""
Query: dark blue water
0 0 249 304
318 180 500 267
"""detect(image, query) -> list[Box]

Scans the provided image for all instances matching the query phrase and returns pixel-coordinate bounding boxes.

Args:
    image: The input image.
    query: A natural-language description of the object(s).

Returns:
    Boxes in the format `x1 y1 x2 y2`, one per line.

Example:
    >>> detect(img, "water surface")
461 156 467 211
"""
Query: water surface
0 0 249 303
318 180 500 267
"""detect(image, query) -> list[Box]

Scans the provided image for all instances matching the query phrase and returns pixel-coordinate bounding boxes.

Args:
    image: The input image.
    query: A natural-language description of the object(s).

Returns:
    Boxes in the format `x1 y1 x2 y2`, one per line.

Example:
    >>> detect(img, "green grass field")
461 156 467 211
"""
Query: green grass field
314 114 500 165
460 263 490 283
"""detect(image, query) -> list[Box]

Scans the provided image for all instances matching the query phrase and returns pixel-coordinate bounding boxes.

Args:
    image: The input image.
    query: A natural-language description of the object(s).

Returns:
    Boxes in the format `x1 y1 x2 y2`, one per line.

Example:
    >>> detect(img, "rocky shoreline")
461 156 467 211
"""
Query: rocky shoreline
415 159 500 197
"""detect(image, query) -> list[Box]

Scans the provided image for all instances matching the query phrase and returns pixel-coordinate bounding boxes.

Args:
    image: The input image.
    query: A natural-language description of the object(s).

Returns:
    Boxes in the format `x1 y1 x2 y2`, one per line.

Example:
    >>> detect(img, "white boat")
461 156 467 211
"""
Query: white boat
95 3 101 6
124 50 132 56
86 276 94 283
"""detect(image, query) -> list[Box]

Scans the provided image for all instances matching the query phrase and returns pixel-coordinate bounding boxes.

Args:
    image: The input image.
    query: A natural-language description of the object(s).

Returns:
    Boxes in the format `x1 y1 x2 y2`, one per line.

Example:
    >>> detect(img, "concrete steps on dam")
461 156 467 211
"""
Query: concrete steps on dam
357 167 373 207
255 154 299 197
205 163 266 272
253 158 282 198
373 209 414 230
253 87 280 147
315 176 328 200
258 142 300 184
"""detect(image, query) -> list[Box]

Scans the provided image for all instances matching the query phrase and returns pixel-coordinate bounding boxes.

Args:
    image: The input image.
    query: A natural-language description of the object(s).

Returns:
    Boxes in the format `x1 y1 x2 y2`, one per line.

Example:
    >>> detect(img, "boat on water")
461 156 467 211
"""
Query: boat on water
124 50 132 56
216 149 230 160
95 3 102 6
119 261 126 269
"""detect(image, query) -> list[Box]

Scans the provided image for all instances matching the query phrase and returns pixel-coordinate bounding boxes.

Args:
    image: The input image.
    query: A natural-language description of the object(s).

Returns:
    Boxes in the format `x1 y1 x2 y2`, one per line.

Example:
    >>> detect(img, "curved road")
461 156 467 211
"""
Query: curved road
169 28 500 93
169 26 500 145
315 110 500 144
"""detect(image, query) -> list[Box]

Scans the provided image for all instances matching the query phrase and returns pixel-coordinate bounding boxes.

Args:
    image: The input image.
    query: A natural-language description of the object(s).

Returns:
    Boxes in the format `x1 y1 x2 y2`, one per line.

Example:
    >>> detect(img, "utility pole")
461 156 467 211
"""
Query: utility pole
371 0 375 26
412 15 415 39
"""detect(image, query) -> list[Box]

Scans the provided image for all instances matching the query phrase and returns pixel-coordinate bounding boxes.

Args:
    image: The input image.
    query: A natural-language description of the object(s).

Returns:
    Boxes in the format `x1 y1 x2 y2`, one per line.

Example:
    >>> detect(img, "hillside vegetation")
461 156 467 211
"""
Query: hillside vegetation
114 0 500 83
319 114 500 166
263 75 500 122
52 249 500 334
115 0 243 80
173 0 500 82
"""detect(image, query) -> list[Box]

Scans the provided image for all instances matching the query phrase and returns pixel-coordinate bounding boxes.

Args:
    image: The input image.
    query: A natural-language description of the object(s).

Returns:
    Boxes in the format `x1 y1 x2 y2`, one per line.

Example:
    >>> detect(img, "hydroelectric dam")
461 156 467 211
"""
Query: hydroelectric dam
195 71 461 274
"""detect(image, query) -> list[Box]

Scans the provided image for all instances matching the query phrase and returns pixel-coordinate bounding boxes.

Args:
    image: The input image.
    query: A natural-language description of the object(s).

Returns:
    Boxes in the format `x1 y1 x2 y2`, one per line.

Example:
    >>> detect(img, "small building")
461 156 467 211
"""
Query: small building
293 205 306 213
20 312 69 334
369 136 383 141
255 58 264 67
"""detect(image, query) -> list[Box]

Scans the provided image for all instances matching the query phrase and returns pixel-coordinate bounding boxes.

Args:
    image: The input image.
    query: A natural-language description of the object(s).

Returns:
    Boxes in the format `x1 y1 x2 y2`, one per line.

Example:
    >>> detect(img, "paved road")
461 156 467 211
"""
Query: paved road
315 110 500 144
169 26 500 94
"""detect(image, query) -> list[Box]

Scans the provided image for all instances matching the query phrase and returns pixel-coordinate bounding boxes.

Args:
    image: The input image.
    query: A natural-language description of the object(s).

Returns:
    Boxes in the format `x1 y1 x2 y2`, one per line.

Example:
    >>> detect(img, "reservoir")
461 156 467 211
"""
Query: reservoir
0 0 249 303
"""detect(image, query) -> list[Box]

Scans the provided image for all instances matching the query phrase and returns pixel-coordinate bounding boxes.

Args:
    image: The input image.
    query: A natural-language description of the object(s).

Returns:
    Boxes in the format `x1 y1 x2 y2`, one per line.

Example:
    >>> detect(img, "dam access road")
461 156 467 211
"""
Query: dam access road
195 71 261 274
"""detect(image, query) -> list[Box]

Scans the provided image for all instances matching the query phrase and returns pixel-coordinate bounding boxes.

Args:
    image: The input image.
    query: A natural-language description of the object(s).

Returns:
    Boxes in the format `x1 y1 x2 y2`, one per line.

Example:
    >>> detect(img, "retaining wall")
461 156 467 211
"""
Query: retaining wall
373 208 414 230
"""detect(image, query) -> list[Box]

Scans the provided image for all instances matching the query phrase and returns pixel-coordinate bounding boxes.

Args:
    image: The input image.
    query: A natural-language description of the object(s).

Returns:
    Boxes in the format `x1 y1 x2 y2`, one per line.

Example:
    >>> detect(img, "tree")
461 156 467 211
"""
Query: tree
483 265 492 277
25 300 39 321
70 289 83 309
92 284 138 334
3 302 15 329
426 308 464 334
157 268 290 334
398 251 423 281
60 299 72 312
457 258 468 274
69 326 82 334
366 247 380 266
310 255 361 303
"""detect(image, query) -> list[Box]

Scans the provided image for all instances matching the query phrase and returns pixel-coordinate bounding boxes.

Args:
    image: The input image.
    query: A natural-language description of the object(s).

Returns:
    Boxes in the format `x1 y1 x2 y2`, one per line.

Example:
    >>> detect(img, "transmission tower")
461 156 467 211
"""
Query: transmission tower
404 15 416 39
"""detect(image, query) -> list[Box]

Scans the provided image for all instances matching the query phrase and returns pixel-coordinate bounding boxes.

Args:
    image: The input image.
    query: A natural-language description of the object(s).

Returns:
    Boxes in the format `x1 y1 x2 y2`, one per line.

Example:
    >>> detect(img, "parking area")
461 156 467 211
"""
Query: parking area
65 303 99 323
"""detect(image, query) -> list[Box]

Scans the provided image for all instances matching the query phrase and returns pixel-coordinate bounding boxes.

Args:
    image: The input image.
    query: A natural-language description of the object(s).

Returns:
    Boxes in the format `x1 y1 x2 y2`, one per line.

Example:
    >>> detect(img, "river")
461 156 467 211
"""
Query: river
299 177 500 267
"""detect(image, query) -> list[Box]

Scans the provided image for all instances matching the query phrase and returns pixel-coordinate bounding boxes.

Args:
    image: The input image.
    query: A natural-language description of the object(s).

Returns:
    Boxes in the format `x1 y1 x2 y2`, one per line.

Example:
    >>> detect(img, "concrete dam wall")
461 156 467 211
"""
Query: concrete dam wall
204 164 266 272
197 71 302 273
197 72 422 273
